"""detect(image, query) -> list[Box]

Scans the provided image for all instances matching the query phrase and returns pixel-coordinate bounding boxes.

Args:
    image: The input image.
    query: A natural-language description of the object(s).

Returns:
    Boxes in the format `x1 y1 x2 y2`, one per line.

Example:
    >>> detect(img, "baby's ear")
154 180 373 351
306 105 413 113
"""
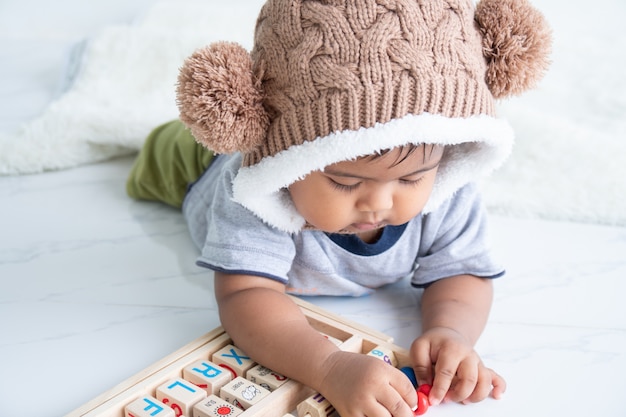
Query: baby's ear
176 42 269 153
475 0 552 99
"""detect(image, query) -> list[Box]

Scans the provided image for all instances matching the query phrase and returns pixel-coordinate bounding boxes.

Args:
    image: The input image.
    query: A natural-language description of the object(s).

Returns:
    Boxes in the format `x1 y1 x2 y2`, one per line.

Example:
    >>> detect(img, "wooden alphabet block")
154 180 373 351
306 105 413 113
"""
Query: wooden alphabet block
219 376 270 410
367 345 398 367
192 394 243 417
212 344 256 378
125 396 175 417
183 360 233 395
296 393 335 417
245 364 289 391
156 377 207 417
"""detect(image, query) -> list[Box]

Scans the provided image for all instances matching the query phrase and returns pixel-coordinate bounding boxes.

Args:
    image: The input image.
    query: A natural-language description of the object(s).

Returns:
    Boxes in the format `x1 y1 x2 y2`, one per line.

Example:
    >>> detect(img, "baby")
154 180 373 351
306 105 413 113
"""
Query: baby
127 0 551 415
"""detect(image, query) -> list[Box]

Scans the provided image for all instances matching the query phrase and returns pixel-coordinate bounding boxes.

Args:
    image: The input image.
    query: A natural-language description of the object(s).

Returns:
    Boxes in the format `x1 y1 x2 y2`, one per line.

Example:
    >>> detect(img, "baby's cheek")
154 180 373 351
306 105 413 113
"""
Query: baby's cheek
304 210 352 233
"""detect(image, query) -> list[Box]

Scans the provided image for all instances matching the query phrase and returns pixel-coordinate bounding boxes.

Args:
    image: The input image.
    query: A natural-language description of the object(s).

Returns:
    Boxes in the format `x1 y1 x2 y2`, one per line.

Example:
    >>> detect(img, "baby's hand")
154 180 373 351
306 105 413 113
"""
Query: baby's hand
319 351 417 417
410 327 506 405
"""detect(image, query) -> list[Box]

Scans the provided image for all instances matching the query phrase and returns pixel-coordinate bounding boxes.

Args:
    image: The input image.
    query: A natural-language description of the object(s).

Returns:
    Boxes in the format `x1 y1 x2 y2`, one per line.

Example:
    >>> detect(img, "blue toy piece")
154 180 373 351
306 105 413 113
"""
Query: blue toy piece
399 366 417 388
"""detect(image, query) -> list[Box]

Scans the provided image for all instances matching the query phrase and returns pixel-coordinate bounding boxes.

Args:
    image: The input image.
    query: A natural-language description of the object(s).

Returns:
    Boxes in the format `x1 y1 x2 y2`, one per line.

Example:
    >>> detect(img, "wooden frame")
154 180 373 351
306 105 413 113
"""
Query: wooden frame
65 297 412 417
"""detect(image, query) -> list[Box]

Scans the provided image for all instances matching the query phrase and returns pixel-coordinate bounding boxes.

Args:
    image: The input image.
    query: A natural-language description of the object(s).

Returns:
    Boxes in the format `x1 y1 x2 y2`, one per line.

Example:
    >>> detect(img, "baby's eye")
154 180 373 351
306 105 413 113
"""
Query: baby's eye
328 178 360 192
399 176 425 186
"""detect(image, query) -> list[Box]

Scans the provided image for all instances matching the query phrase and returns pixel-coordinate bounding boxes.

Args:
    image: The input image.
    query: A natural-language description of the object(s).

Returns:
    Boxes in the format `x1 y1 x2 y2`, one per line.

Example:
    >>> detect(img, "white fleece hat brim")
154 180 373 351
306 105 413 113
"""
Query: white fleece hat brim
232 112 514 233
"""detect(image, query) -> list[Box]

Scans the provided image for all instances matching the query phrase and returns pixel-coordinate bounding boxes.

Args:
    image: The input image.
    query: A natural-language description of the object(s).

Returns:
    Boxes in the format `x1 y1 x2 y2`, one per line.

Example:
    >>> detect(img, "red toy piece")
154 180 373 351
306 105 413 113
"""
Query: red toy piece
417 384 431 396
414 385 432 416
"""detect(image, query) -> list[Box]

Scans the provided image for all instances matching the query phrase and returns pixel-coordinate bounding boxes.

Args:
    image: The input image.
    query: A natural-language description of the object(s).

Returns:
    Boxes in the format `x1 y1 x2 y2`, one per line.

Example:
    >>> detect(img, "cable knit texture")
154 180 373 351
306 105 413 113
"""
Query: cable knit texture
244 0 496 166
176 0 552 166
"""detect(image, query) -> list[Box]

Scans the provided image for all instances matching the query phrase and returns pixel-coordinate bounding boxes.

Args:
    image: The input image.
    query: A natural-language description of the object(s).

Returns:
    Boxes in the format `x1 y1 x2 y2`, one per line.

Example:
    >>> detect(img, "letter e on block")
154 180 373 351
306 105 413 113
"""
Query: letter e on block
125 396 175 417
156 377 207 416
183 360 232 395
296 393 335 417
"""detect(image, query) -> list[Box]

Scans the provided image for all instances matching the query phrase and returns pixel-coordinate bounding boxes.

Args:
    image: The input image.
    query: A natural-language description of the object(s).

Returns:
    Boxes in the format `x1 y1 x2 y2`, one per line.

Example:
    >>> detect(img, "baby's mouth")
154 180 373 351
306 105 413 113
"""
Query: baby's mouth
350 222 385 231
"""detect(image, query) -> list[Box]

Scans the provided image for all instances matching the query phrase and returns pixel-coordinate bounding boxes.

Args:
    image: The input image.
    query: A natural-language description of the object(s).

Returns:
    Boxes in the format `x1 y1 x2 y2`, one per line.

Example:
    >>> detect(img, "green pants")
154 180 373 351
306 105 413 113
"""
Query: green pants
126 120 215 208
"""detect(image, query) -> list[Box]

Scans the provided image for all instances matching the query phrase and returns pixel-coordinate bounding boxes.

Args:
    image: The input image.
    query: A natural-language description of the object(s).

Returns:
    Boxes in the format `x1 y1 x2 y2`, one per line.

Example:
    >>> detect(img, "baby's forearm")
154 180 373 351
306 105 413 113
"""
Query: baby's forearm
420 275 493 345
215 275 339 393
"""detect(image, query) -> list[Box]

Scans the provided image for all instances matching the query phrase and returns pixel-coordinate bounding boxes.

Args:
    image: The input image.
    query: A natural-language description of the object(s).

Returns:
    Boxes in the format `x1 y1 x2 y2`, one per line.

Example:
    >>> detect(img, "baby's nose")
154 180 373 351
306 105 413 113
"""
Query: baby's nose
356 185 393 213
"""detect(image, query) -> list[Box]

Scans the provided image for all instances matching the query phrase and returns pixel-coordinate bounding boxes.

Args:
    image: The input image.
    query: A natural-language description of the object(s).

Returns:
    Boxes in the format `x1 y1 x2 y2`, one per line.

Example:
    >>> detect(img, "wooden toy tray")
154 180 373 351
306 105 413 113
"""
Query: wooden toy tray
65 297 412 417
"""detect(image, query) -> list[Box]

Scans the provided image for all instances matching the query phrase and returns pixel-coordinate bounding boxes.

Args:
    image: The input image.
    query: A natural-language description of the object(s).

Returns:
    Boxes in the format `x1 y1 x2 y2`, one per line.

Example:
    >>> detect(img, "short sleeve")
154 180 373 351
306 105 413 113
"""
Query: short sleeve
411 183 504 288
183 155 296 283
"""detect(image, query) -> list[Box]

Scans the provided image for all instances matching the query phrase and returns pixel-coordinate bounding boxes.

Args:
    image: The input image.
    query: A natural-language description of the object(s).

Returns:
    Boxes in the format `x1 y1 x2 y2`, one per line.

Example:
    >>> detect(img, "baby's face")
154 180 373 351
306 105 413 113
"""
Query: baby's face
288 145 443 242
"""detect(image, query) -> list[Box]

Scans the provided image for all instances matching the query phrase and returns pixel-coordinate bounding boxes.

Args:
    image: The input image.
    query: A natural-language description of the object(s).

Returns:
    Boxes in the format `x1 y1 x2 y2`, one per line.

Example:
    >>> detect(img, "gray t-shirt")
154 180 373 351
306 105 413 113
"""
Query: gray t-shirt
183 154 504 297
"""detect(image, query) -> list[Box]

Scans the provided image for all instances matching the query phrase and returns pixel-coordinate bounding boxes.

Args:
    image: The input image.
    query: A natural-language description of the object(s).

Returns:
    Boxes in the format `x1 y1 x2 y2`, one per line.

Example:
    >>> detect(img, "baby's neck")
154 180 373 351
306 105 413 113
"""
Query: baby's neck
356 228 384 244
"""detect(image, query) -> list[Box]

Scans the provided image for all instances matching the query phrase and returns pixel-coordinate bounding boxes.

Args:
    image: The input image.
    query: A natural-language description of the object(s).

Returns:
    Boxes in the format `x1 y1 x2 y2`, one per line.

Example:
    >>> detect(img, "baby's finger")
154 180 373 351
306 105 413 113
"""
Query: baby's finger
446 358 479 403
461 366 492 404
391 370 418 411
490 369 507 399
430 355 460 405
410 339 433 386
378 395 417 417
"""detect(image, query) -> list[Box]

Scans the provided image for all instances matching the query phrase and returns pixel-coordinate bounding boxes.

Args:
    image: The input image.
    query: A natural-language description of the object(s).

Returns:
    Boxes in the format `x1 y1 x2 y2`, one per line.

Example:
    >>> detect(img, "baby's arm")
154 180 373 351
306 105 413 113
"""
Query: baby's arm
214 272 417 417
410 275 506 405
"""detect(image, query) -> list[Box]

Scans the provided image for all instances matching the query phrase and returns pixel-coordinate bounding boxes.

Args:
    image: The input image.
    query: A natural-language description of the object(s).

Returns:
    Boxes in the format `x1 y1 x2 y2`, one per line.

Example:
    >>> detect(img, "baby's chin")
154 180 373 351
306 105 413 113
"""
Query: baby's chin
302 220 391 235
336 223 387 236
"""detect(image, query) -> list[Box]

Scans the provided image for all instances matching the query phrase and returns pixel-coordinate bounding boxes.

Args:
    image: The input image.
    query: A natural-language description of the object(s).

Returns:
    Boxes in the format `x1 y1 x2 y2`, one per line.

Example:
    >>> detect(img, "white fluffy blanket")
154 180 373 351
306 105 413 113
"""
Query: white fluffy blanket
1 0 624 226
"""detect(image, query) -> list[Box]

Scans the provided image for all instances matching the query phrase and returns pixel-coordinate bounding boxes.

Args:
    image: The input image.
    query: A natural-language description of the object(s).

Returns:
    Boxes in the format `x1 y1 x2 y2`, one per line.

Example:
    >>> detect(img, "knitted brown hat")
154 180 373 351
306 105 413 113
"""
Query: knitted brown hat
177 0 551 232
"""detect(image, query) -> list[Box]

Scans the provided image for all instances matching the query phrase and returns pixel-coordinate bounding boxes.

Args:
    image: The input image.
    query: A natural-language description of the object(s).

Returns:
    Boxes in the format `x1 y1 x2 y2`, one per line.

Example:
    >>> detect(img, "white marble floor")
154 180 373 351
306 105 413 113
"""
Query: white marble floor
1 1 625 417
1 155 625 417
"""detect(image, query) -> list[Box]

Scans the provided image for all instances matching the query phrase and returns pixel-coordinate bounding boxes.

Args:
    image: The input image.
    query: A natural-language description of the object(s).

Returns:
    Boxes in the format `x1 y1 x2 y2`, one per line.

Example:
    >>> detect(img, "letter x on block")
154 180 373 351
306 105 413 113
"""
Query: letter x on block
212 344 256 379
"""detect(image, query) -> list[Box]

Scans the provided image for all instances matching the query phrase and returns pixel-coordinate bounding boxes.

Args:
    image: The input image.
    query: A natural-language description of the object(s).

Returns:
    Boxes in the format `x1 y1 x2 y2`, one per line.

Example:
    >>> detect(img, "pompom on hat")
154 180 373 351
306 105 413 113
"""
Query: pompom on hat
177 0 552 233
